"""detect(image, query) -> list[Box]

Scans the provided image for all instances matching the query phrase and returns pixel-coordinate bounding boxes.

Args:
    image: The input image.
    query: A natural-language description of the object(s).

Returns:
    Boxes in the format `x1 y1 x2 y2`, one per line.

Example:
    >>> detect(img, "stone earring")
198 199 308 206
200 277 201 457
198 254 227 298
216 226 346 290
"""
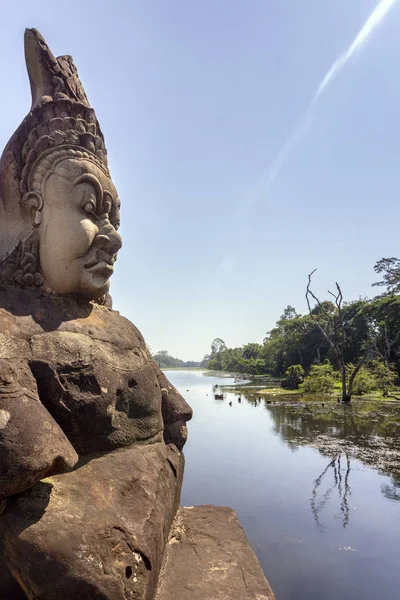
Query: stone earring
33 210 41 227
13 236 43 288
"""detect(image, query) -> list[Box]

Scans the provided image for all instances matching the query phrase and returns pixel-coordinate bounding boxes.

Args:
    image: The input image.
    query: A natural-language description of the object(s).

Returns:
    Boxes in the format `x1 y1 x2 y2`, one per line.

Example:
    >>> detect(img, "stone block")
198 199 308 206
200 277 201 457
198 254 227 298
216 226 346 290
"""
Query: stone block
155 505 276 600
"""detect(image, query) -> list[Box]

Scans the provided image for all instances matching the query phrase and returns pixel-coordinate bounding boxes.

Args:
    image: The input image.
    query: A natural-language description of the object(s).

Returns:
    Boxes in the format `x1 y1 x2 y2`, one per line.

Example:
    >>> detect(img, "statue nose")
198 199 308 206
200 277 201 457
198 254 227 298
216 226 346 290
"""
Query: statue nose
95 226 122 255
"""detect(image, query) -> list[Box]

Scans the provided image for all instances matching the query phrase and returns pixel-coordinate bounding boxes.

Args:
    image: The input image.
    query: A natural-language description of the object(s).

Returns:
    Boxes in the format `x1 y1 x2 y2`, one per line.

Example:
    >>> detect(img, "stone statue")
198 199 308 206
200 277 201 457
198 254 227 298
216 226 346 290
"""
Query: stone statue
0 29 276 600
0 29 192 600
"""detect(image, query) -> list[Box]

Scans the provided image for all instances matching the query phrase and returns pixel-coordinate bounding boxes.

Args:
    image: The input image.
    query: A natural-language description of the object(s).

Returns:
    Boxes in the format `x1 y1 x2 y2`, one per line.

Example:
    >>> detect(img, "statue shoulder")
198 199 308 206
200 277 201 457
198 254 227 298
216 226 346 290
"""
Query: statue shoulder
89 304 149 351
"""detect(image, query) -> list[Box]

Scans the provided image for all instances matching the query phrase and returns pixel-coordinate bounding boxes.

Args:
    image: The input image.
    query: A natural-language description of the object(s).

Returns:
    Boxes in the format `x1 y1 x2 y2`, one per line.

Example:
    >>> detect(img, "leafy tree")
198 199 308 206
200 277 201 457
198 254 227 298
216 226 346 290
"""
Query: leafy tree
153 350 200 368
242 343 263 360
238 357 266 375
282 364 305 390
263 312 327 375
207 338 228 370
221 347 242 372
153 350 183 368
370 360 396 396
200 354 211 367
310 300 335 317
280 305 299 320
373 257 400 294
345 364 376 396
303 362 336 394
285 364 305 378
211 338 226 355
359 295 400 371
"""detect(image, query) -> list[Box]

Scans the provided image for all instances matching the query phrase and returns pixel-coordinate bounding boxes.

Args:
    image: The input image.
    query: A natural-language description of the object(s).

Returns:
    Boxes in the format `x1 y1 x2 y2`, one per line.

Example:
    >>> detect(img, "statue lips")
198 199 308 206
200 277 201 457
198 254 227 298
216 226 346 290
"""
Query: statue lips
84 250 116 278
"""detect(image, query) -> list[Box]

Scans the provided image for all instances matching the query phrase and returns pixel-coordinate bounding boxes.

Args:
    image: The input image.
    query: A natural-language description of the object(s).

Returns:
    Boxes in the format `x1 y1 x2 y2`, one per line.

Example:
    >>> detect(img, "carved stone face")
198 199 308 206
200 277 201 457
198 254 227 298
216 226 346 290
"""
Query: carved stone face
37 158 122 298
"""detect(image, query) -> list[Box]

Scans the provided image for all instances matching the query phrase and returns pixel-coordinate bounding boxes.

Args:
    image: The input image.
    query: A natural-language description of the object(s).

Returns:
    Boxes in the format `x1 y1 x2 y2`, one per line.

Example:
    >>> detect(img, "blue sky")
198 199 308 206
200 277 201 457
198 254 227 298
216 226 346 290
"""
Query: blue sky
1 1 400 360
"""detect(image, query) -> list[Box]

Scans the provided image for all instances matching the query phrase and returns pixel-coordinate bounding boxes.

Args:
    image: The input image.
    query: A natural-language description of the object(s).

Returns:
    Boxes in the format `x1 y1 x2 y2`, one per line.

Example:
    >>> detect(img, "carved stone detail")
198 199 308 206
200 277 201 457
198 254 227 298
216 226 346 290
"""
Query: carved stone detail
0 29 119 301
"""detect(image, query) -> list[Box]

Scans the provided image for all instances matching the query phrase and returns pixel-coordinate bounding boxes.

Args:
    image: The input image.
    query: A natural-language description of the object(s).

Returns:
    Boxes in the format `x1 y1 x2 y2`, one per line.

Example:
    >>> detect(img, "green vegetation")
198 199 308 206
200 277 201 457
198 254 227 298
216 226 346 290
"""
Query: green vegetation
152 350 201 369
204 258 400 402
303 362 336 395
282 364 305 389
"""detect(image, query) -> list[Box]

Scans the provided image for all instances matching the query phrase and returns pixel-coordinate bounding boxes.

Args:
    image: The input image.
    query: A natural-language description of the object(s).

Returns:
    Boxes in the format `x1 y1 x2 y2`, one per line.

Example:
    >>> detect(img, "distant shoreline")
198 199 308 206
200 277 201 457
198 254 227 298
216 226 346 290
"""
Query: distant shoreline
162 367 204 371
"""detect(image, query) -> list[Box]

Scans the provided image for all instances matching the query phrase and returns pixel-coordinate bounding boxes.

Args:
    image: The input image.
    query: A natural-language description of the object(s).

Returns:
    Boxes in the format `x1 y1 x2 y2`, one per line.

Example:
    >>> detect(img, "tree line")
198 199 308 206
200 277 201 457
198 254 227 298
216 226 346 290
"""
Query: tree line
204 258 400 402
152 350 201 369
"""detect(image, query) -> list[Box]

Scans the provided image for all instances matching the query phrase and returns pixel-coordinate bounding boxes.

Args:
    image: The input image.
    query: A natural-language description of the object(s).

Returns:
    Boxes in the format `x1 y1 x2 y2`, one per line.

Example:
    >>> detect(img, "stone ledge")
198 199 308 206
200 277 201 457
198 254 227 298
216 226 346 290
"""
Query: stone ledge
155 505 276 600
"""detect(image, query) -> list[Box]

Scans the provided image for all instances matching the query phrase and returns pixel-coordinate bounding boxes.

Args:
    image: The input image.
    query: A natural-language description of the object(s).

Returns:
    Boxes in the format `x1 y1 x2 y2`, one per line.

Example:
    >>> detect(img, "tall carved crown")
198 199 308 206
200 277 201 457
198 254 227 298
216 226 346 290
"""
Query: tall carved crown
18 29 109 194
0 28 109 258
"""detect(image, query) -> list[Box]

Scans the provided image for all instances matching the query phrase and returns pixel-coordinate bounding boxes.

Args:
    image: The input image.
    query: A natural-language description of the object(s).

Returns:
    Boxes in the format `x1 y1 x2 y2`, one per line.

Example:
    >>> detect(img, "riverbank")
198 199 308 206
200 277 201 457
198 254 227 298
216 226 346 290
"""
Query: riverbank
222 379 400 402
222 385 400 401
161 366 204 371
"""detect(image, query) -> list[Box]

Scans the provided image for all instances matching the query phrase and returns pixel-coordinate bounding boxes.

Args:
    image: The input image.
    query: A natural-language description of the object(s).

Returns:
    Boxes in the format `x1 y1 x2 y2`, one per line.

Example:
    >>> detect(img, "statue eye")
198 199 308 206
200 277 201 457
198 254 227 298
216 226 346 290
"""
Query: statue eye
82 199 96 215
104 199 112 215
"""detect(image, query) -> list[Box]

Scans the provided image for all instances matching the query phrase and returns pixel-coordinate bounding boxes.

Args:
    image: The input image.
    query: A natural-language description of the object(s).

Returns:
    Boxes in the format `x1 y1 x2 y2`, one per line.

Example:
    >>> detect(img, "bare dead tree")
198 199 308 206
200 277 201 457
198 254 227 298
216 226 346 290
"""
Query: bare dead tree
306 270 374 403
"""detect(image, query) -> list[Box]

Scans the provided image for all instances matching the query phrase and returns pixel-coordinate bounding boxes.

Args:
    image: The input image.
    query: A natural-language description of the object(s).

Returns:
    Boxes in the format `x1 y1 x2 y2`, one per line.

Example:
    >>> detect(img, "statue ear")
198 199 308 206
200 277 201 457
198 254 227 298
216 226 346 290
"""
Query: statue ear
22 191 43 227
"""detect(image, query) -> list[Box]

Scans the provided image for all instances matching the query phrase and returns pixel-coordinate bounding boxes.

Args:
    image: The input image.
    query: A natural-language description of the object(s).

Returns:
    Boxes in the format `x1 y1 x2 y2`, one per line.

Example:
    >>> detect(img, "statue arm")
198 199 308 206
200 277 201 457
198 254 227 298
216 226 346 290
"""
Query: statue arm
0 358 78 500
153 366 192 451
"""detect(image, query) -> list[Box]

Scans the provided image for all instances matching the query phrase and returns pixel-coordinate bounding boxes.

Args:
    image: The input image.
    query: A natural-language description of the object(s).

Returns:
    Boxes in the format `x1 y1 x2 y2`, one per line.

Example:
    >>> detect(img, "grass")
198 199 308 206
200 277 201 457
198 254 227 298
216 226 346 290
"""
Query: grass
222 382 400 403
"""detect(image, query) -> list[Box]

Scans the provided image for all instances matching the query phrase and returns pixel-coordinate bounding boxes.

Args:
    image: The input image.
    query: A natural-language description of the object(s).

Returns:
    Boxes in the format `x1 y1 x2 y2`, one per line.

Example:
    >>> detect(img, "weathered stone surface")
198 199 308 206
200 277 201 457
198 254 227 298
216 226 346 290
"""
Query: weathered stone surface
159 369 191 451
0 286 192 455
155 506 276 600
0 559 26 599
0 357 78 499
1 442 184 600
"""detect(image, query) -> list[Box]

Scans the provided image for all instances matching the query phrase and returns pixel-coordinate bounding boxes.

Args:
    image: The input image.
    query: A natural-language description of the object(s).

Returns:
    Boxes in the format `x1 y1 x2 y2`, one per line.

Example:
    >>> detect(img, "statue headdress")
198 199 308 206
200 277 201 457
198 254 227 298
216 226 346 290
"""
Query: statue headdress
18 29 109 195
0 28 110 281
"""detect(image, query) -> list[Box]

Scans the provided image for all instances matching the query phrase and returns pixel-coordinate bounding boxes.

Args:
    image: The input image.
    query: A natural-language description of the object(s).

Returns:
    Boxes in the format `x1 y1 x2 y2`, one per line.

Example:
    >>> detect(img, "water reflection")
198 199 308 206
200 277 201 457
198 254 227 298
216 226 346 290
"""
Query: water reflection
311 453 351 531
238 393 400 482
237 391 400 519
168 371 400 600
381 475 400 502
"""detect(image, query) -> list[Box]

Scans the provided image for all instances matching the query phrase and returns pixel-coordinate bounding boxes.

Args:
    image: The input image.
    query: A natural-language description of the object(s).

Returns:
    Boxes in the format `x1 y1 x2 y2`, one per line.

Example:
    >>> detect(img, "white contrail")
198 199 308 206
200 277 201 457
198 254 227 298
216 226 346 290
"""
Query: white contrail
239 0 399 214
315 0 398 99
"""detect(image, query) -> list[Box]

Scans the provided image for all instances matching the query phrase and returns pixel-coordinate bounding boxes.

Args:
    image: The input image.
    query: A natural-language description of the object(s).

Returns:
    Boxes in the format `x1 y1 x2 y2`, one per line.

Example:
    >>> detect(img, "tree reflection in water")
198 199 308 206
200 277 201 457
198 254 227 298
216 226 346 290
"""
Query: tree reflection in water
381 475 400 502
241 394 400 513
310 453 351 531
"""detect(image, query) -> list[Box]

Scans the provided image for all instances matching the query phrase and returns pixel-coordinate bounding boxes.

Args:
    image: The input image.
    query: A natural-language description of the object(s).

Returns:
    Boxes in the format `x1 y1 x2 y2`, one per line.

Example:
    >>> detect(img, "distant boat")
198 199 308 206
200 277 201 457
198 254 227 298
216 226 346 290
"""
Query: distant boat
214 393 224 400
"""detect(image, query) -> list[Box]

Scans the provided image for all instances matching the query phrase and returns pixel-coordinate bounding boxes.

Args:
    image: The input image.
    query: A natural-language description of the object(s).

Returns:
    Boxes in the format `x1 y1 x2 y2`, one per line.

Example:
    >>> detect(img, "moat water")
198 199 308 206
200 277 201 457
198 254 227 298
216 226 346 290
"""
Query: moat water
166 369 400 600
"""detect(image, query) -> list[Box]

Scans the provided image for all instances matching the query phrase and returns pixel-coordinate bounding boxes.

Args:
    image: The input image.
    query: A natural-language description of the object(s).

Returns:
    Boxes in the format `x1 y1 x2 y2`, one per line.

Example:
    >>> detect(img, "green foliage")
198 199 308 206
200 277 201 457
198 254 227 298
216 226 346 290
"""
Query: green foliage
373 257 400 294
204 260 400 384
207 338 228 370
280 305 299 320
242 343 263 360
282 364 305 390
152 350 200 368
285 364 305 378
211 338 226 355
238 357 266 375
303 362 336 395
359 295 400 366
346 364 376 396
262 311 329 375
200 354 211 367
370 360 396 396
